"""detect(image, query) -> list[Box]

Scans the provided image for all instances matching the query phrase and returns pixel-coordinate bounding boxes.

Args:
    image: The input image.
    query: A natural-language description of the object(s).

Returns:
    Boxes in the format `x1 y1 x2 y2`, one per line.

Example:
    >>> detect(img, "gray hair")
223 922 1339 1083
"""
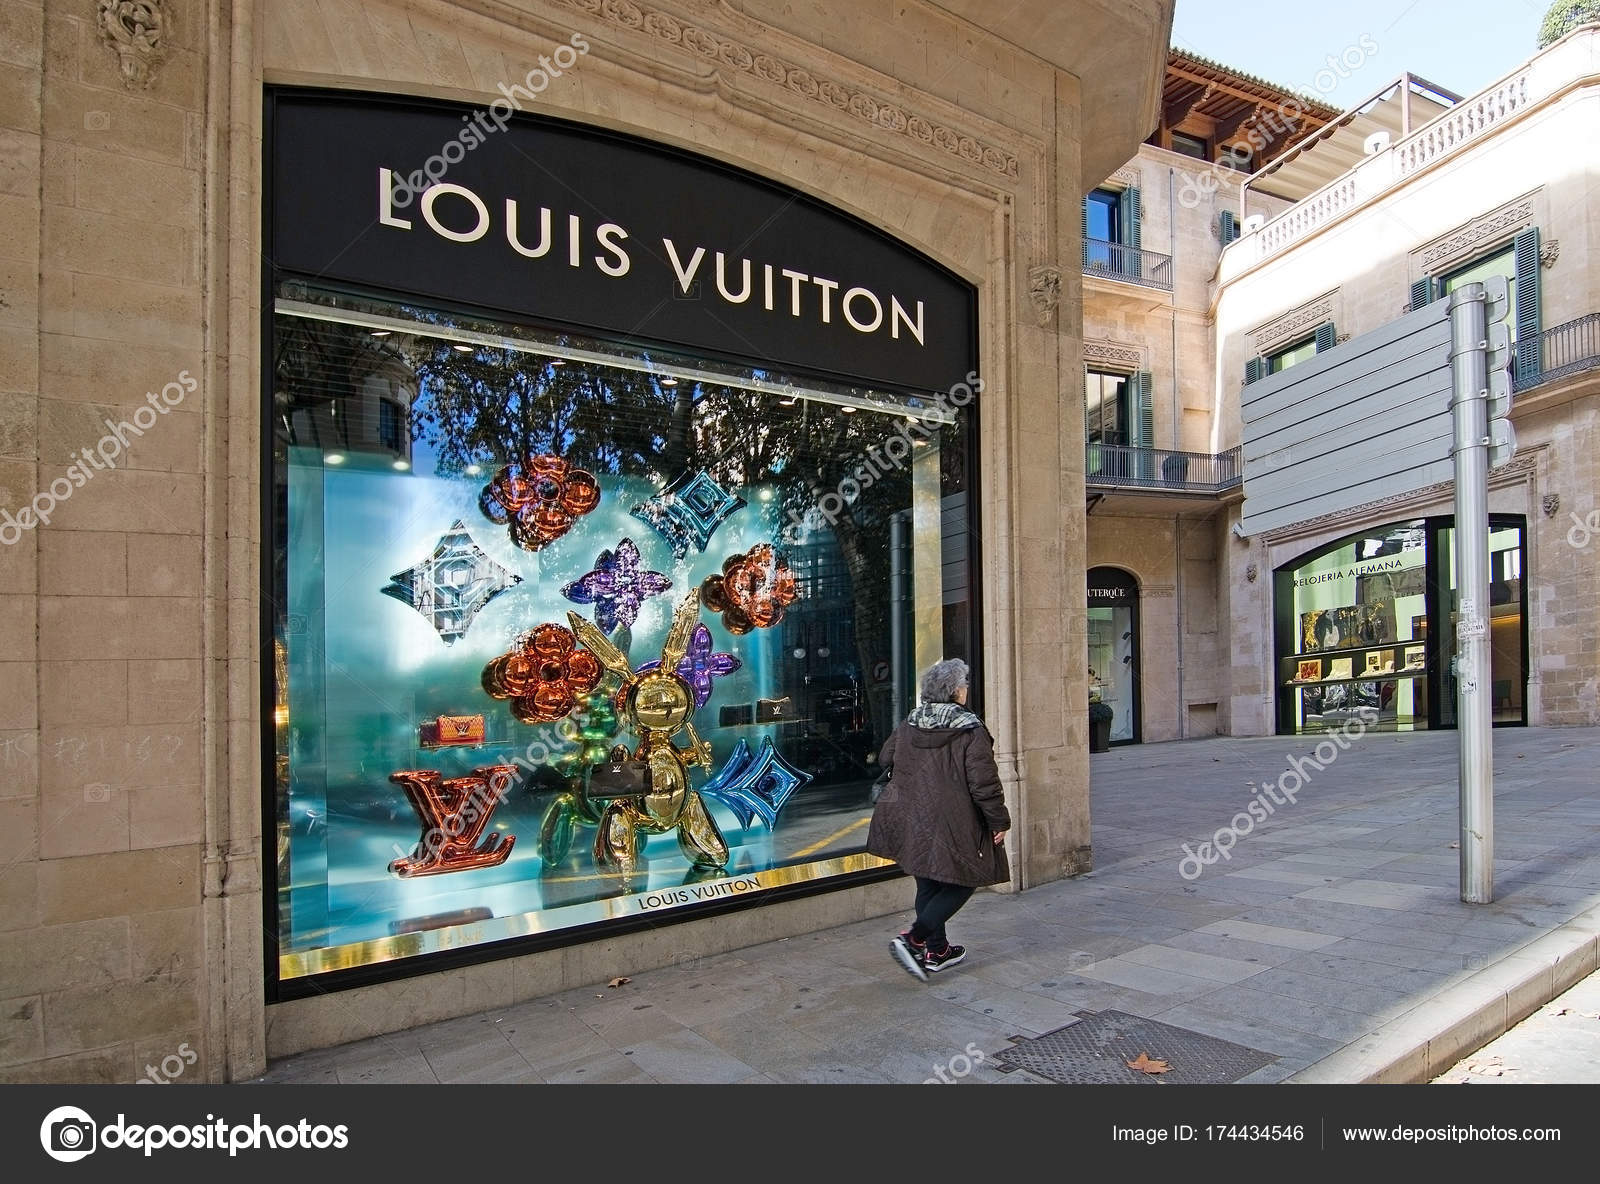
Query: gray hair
918 658 969 704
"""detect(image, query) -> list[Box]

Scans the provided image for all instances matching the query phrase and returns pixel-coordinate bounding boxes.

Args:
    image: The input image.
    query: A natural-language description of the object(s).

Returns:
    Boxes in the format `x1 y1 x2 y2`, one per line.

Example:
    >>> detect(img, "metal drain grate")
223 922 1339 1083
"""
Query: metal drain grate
991 1010 1277 1084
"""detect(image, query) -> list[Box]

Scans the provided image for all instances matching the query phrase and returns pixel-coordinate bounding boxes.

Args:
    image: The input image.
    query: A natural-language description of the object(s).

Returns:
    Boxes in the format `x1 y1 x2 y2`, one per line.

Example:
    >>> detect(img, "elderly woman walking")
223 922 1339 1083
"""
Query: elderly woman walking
868 658 1010 981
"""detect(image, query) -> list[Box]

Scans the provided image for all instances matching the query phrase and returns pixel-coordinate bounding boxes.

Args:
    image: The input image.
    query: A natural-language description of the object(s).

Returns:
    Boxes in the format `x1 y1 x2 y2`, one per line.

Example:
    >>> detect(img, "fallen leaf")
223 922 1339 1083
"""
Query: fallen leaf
1126 1052 1171 1075
607 976 631 988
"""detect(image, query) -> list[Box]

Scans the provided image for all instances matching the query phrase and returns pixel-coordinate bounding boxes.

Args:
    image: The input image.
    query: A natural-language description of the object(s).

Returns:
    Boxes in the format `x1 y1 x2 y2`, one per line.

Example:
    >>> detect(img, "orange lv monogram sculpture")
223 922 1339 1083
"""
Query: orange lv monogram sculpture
387 764 519 877
566 589 726 871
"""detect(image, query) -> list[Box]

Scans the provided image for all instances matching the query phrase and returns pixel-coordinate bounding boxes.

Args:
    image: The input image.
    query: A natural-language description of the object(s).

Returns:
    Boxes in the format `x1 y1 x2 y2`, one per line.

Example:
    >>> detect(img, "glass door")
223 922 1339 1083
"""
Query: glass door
1435 518 1527 727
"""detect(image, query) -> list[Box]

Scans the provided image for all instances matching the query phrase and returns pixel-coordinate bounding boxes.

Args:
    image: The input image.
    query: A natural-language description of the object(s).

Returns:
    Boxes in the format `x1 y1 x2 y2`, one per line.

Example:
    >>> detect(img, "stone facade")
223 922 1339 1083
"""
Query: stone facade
1214 29 1600 734
0 0 1172 1080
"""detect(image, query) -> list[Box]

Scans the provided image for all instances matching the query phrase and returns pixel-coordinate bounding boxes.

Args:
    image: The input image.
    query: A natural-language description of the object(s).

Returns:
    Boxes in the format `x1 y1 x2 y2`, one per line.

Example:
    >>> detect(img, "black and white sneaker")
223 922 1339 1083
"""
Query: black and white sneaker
923 943 966 972
889 935 928 982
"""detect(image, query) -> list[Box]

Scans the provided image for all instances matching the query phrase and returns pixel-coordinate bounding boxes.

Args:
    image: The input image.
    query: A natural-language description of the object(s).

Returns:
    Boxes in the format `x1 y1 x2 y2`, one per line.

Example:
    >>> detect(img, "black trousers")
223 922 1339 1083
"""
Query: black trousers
909 877 975 950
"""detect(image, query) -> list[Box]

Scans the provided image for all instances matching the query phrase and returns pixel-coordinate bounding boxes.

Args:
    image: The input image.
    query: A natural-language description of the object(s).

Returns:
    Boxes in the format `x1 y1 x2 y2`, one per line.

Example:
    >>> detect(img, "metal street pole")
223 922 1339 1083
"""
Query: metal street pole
1447 283 1493 904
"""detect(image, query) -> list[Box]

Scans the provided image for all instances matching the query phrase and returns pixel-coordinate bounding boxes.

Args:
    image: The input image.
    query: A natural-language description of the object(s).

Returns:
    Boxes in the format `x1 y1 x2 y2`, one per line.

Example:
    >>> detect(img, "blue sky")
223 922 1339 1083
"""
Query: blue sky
1171 0 1559 109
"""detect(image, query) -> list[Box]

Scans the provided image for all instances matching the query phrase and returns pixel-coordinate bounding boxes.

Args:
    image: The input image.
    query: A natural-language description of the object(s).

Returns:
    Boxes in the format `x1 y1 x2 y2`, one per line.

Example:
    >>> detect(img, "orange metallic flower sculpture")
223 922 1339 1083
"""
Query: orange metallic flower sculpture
478 454 601 551
701 543 800 635
482 622 603 724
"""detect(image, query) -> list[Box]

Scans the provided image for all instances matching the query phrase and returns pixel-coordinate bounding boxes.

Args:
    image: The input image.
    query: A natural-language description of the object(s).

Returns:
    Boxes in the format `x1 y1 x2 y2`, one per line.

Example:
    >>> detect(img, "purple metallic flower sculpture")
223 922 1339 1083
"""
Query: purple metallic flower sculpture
633 623 741 709
561 538 672 633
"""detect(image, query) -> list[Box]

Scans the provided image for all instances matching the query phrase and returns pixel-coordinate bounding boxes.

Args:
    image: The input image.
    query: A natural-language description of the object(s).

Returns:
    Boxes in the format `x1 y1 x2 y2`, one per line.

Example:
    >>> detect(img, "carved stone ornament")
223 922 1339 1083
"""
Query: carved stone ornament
1541 238 1560 268
98 0 166 89
1246 563 1259 583
1543 493 1560 518
555 0 1019 177
1027 265 1061 325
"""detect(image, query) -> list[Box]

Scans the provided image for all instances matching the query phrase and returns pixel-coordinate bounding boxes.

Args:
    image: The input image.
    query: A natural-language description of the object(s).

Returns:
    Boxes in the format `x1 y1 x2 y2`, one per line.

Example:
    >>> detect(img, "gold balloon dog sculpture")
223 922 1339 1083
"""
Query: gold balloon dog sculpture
566 589 727 871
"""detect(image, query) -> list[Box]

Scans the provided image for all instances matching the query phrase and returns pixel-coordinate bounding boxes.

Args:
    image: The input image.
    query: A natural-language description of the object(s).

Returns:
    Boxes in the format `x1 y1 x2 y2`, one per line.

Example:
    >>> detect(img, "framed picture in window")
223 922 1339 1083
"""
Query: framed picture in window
1327 657 1353 680
1296 659 1323 683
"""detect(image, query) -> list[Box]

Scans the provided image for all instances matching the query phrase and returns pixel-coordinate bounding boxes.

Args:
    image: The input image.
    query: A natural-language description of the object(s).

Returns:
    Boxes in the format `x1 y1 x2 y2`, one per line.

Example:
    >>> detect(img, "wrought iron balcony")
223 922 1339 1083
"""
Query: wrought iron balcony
1515 312 1600 391
1086 444 1242 493
1082 237 1173 291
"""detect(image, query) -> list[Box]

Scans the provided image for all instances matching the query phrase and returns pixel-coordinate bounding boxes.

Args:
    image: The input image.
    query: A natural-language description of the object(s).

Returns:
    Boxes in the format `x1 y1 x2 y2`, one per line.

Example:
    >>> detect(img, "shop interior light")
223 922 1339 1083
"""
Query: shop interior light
464 464 482 476
370 330 391 337
549 358 565 366
660 376 678 386
393 459 410 471
452 344 472 352
842 405 857 413
325 453 346 465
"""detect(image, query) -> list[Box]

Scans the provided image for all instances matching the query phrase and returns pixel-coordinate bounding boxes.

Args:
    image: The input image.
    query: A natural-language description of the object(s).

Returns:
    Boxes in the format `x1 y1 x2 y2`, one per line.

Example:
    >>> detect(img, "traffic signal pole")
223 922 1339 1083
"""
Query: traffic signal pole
1447 281 1495 904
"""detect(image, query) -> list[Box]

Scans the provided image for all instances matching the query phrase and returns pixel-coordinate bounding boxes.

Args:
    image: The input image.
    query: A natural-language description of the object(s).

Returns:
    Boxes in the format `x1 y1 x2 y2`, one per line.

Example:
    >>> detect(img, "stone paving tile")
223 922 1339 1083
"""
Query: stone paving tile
691 1010 833 1067
1224 865 1344 886
1195 919 1343 950
1159 930 1318 968
1072 956 1231 1000
1293 879 1446 910
1116 943 1272 984
1153 999 1343 1064
1243 967 1424 1021
540 1049 657 1084
420 1033 532 1084
953 984 1087 1036
609 1028 762 1083
336 1051 438 1084
1220 986 1381 1044
1318 937 1492 974
1271 951 1461 995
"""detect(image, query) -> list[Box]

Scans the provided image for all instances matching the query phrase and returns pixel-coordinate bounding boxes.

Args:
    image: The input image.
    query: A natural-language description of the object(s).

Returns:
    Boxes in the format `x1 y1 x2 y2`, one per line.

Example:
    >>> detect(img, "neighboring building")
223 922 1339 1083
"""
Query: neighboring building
1080 26 1600 746
1215 23 1600 737
0 0 1173 1081
1080 53 1335 744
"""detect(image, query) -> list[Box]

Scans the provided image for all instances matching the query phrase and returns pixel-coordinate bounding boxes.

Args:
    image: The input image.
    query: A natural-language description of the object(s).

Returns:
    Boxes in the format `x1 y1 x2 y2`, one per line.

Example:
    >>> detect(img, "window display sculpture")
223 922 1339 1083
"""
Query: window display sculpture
632 623 741 708
700 543 800 635
562 537 673 633
630 469 746 559
380 520 522 645
482 622 604 724
387 764 520 877
565 590 729 870
477 454 601 552
537 681 625 866
697 736 810 831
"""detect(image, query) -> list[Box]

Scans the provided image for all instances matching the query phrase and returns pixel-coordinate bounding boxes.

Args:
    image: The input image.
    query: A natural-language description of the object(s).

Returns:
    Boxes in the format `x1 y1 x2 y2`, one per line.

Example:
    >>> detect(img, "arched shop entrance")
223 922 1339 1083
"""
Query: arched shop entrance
1088 566 1142 745
1273 516 1527 735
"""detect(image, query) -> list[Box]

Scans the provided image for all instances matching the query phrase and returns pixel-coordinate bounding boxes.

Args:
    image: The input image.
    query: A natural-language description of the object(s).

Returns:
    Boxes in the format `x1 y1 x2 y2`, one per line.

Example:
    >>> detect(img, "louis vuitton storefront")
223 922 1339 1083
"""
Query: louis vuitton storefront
0 0 1174 1083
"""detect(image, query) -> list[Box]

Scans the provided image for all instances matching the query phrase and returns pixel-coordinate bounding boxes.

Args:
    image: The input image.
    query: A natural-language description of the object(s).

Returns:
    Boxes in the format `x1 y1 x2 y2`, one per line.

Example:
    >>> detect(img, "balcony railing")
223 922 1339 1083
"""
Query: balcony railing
1082 237 1173 291
1086 444 1242 492
1515 312 1600 391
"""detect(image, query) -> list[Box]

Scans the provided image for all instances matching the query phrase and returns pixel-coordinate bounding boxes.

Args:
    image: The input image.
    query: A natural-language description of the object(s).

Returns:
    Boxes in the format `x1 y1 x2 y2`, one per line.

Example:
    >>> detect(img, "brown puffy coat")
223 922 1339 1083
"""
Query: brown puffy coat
866 720 1011 887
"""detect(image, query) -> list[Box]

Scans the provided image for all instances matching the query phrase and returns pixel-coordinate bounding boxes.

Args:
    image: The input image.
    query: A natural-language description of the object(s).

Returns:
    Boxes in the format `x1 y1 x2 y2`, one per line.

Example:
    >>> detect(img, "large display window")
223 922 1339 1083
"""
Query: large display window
1273 517 1526 734
264 91 979 993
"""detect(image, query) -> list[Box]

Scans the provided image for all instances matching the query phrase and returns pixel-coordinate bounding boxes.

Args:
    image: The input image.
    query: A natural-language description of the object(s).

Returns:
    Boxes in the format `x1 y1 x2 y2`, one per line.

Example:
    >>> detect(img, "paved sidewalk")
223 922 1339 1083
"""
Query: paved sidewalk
256 727 1600 1085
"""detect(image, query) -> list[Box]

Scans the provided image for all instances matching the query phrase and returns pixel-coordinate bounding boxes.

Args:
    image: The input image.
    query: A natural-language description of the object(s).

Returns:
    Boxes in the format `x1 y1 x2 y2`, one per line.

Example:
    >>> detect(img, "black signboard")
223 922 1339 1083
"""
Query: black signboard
266 90 977 394
1087 566 1139 606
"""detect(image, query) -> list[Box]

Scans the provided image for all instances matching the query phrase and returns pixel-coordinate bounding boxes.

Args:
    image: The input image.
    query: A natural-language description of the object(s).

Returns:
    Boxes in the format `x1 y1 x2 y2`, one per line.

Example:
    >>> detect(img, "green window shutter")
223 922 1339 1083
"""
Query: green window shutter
1121 186 1142 251
1219 210 1238 244
1410 277 1434 311
1513 227 1542 386
1132 371 1154 448
1314 322 1337 353
1244 356 1265 385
